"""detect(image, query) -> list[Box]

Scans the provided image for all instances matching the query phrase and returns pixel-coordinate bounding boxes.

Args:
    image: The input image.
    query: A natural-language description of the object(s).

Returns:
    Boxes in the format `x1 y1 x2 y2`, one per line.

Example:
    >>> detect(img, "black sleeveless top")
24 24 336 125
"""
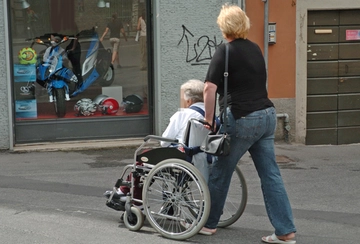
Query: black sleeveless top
205 38 274 119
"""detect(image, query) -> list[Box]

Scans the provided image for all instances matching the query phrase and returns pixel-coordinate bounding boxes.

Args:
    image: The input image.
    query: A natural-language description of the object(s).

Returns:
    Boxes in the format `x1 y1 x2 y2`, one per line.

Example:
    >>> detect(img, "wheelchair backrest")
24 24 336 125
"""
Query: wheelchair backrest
183 118 209 147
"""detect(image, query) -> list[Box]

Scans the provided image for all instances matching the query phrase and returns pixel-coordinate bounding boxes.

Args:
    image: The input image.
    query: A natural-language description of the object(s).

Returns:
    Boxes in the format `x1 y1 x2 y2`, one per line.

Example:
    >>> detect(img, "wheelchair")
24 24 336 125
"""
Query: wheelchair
105 121 248 240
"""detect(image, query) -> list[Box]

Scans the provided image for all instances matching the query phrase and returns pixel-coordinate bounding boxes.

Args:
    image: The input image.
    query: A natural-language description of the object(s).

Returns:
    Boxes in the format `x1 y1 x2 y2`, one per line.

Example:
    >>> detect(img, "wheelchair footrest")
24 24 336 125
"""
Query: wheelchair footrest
115 179 131 188
106 200 125 211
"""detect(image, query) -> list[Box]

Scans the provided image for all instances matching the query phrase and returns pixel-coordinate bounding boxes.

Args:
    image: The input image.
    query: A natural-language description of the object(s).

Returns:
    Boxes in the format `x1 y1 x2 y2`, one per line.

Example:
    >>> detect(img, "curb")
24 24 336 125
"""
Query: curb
11 138 156 153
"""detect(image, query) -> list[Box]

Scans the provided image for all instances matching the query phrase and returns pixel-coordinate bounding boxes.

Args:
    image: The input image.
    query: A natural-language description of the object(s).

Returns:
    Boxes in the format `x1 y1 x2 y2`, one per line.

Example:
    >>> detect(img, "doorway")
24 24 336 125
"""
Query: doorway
307 10 360 145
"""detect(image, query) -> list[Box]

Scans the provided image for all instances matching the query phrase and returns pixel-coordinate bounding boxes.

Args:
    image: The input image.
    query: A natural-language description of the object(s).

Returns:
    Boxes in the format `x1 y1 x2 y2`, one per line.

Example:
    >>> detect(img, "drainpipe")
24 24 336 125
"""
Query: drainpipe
262 0 269 88
262 0 290 143
234 0 245 10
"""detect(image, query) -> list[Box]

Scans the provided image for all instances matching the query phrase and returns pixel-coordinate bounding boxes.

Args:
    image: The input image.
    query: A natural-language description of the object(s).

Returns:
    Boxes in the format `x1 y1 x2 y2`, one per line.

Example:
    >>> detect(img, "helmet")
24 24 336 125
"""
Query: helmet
53 36 62 43
93 94 109 105
74 98 97 116
123 94 143 113
99 97 119 115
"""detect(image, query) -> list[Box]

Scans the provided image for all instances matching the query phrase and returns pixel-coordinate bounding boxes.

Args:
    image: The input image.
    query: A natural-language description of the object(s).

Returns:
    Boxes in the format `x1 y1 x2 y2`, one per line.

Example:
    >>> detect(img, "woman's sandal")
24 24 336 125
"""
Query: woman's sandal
199 227 217 236
179 222 216 236
262 233 296 244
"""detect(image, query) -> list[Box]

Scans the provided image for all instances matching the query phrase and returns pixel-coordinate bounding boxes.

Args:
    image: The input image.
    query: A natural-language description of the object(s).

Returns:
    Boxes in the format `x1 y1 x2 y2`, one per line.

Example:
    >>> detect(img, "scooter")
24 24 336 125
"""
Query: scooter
27 27 114 118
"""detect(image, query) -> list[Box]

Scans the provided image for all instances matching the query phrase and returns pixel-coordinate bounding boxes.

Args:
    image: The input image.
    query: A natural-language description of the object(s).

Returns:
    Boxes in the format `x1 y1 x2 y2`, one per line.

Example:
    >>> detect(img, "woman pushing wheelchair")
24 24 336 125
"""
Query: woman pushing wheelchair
200 3 297 243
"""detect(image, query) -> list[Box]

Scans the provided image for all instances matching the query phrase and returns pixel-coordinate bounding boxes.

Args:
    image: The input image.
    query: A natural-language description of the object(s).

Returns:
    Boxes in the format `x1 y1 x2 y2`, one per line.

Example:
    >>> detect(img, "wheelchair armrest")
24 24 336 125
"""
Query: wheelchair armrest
143 135 178 143
137 147 186 164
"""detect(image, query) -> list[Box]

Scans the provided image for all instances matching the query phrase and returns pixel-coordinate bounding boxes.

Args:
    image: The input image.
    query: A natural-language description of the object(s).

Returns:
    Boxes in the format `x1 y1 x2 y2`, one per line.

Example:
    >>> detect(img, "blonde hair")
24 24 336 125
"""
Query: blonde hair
181 79 204 103
217 3 250 39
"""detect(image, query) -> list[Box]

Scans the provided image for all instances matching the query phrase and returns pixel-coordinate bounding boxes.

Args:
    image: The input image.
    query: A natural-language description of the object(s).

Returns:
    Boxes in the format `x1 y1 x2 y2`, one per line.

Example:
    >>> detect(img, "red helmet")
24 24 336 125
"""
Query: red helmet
98 97 119 115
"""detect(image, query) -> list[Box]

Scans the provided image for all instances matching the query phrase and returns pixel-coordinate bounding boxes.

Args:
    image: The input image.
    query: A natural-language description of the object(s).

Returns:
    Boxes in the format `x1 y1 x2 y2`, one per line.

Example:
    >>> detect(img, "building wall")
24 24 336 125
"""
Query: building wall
245 0 296 142
2 1 359 148
0 0 11 149
154 0 230 135
296 0 360 143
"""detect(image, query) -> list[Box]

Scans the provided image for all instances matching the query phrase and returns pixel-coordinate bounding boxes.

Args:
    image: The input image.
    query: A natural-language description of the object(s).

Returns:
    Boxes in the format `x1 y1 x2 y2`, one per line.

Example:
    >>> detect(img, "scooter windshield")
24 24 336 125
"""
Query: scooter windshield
38 55 59 80
44 56 58 76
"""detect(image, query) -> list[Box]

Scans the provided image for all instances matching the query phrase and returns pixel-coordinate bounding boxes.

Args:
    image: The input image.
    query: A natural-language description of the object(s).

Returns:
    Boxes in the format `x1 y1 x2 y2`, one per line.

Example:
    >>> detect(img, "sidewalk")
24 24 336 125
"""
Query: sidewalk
1 141 360 243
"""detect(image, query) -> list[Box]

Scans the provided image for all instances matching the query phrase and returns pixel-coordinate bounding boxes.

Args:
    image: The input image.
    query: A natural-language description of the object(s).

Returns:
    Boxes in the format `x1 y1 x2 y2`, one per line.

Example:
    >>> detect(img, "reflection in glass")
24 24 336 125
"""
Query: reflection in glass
97 0 106 8
11 0 149 120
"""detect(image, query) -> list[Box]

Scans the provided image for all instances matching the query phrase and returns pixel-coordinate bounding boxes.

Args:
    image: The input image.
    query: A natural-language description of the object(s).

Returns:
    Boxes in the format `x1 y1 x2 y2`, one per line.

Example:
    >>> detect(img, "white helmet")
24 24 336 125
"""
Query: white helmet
93 94 109 106
74 98 97 116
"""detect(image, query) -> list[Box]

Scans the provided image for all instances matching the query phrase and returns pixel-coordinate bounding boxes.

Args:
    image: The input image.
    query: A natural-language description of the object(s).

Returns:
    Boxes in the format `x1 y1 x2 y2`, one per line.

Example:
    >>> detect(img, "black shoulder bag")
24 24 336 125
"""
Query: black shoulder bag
200 43 231 156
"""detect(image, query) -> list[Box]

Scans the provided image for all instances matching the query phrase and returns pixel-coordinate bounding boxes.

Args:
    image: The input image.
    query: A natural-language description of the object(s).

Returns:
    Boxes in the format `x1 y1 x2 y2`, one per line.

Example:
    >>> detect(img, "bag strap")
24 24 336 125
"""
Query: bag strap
222 43 229 133
189 105 205 116
190 105 221 130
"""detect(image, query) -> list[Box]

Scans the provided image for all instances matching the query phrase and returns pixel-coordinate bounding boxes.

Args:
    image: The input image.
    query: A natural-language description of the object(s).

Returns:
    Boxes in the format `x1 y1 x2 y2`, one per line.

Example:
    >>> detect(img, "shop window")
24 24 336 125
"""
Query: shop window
11 0 149 121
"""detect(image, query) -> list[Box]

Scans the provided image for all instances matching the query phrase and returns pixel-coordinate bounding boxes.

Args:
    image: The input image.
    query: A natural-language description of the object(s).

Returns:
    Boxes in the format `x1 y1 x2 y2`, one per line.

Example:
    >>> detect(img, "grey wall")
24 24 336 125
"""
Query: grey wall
154 0 233 135
0 0 11 149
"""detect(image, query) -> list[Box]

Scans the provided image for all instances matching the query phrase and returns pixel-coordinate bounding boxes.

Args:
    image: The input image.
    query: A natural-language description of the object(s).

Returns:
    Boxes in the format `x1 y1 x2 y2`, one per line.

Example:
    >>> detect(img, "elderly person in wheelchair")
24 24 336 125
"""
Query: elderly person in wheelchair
104 79 214 209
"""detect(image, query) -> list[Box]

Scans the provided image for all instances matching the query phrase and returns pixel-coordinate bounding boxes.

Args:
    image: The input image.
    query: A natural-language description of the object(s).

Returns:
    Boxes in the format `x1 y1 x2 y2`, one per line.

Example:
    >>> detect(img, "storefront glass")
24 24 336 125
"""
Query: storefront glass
11 0 148 120
9 0 150 143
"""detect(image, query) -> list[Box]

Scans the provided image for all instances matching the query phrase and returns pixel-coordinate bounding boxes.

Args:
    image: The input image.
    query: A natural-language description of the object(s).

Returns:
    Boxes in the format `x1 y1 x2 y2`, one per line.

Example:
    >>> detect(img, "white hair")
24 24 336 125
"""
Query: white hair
180 79 204 103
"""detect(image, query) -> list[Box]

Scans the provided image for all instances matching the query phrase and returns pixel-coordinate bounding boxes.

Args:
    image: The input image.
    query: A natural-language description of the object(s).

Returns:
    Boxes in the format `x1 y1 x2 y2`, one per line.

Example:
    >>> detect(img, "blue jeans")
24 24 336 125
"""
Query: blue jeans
205 107 296 236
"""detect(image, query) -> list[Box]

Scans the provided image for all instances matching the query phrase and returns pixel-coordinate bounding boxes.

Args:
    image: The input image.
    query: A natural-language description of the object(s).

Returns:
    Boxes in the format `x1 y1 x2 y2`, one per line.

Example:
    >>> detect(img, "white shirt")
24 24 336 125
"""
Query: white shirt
161 102 205 147
139 17 146 37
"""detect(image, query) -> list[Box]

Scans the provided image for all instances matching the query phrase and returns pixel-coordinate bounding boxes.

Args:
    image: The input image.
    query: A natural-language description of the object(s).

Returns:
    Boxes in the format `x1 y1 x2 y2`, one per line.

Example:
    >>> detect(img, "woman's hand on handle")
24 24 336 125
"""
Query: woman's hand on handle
198 119 216 132
204 81 218 132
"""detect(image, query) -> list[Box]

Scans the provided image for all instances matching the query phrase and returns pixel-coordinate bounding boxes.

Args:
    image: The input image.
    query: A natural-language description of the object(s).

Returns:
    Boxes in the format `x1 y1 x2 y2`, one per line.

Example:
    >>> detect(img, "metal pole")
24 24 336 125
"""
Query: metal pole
262 0 269 89
234 0 245 10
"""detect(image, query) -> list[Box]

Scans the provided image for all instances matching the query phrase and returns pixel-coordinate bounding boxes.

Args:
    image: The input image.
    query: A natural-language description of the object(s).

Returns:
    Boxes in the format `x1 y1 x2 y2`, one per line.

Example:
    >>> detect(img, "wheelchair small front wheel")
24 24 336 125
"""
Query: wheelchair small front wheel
123 207 144 231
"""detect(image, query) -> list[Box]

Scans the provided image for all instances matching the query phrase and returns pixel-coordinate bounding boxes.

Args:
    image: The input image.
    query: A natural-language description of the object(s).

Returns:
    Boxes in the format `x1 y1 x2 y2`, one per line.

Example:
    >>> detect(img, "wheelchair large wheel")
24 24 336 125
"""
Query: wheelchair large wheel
217 165 248 228
142 159 210 240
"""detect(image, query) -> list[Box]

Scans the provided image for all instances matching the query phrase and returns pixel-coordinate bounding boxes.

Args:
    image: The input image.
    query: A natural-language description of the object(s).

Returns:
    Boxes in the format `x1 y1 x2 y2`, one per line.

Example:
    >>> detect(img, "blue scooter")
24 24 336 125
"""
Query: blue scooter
27 28 114 118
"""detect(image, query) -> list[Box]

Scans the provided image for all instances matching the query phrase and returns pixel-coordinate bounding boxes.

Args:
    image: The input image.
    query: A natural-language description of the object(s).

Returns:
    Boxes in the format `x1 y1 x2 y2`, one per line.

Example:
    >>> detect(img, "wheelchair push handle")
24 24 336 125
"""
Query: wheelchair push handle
195 119 215 131
143 135 178 143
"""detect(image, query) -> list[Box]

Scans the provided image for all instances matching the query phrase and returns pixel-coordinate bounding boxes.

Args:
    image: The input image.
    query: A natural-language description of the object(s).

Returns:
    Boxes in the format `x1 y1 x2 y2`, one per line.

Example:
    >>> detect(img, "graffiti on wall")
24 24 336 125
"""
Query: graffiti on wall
177 25 222 65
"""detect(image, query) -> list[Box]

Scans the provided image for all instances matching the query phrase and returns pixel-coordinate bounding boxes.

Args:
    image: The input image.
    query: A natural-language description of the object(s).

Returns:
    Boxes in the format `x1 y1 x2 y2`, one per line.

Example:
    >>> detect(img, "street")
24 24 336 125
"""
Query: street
0 142 360 243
